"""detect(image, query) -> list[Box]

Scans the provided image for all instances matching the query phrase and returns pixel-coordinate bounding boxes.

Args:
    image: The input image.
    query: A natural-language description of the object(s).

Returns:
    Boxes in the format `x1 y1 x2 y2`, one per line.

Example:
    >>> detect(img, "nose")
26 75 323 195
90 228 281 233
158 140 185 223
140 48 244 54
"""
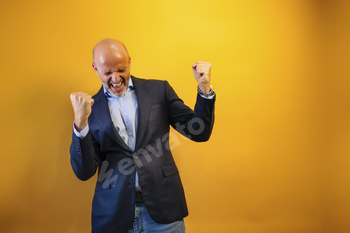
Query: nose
111 72 121 82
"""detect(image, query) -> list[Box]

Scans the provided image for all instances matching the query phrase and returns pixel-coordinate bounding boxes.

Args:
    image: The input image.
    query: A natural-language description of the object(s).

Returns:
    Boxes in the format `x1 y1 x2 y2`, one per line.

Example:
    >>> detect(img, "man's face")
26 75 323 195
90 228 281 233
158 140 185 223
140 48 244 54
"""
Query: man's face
92 52 131 97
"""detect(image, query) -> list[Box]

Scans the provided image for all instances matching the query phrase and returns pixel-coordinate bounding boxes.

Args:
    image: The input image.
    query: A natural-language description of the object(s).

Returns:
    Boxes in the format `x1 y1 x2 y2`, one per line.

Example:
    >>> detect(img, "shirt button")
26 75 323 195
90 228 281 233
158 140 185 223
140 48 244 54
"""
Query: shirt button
130 179 135 184
129 132 131 135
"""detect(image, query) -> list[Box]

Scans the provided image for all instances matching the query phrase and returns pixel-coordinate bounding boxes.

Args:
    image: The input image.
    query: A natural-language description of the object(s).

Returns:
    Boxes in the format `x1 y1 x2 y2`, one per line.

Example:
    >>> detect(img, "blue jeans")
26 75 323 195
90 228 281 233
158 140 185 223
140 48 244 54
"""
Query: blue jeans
127 203 186 233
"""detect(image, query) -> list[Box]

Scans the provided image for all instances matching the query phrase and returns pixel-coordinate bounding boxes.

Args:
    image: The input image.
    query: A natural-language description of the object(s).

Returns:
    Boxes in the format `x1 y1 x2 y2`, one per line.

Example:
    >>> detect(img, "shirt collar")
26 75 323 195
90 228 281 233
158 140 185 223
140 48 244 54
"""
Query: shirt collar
104 76 134 98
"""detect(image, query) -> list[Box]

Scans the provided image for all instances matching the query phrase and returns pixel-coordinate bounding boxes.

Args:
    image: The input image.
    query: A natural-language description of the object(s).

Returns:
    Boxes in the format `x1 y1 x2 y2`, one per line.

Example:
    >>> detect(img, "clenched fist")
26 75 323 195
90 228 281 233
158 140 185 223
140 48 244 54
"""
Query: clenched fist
192 61 211 94
70 92 94 132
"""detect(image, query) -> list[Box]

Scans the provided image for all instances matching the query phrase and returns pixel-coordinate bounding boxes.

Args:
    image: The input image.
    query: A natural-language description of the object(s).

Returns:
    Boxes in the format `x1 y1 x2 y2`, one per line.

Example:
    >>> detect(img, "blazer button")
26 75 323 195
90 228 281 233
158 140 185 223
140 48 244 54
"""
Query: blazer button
133 155 138 160
130 179 135 184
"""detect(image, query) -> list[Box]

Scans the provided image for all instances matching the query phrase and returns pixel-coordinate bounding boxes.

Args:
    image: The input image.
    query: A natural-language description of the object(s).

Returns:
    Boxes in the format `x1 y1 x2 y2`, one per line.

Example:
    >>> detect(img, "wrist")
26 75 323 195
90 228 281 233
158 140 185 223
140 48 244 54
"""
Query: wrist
74 119 88 132
198 85 214 97
198 84 211 94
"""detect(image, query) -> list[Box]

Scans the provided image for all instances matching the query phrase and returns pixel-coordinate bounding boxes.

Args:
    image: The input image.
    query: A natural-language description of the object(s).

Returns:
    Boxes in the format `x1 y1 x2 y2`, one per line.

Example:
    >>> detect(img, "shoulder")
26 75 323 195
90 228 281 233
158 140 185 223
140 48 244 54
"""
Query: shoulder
131 75 170 90
92 86 105 100
132 76 167 85
132 76 173 100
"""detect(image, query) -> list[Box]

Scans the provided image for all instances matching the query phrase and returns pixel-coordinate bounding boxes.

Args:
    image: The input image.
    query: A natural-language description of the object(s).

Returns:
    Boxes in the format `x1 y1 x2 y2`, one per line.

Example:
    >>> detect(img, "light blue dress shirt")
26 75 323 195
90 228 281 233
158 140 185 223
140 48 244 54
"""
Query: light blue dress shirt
103 78 138 152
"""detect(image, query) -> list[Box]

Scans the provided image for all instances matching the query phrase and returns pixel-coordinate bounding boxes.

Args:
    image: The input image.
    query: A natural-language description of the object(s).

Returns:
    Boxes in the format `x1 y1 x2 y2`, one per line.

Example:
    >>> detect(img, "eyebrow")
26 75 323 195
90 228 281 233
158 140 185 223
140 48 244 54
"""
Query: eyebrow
103 67 127 74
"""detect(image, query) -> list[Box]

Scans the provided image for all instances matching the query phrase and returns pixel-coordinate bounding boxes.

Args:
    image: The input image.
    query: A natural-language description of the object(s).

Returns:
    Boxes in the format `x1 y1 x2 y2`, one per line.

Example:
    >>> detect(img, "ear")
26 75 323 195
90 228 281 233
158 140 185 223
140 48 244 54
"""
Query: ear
128 56 131 69
92 63 99 75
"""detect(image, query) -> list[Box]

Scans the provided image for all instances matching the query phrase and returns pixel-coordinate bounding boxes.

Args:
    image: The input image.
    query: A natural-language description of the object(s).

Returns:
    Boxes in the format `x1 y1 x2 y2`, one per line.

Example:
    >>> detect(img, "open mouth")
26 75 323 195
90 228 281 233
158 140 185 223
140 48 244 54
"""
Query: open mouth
110 78 125 92
111 81 123 88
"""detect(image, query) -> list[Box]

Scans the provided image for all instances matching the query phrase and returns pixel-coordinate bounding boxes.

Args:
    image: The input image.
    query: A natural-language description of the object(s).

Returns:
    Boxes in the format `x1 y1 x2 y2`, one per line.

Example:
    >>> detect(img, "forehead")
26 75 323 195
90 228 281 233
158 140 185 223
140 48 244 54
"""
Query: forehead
96 52 129 72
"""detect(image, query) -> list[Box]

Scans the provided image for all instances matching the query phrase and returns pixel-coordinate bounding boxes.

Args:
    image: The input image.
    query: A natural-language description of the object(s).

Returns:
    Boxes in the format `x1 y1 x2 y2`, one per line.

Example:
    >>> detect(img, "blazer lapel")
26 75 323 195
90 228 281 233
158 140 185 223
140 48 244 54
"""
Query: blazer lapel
132 76 152 150
92 87 132 152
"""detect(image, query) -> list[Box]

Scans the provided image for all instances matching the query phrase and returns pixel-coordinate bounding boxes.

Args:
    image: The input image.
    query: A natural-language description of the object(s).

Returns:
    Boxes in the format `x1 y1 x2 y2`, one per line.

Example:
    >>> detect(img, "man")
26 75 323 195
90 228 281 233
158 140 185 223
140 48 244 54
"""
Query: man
69 38 216 233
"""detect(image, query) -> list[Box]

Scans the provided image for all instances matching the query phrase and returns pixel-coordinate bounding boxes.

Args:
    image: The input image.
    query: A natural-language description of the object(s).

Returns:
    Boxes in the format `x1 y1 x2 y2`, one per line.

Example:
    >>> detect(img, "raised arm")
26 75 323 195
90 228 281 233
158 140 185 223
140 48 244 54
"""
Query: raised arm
69 92 100 181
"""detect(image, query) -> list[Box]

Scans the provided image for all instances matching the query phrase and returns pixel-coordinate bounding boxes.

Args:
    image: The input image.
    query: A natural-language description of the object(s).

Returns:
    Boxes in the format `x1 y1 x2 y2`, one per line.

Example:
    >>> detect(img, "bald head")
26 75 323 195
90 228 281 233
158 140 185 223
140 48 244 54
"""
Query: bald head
93 38 129 64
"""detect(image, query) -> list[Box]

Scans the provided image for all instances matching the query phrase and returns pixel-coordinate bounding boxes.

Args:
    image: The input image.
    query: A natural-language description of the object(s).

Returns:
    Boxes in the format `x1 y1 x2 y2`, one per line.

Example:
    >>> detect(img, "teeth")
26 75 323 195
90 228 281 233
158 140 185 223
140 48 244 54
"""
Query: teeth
112 82 122 87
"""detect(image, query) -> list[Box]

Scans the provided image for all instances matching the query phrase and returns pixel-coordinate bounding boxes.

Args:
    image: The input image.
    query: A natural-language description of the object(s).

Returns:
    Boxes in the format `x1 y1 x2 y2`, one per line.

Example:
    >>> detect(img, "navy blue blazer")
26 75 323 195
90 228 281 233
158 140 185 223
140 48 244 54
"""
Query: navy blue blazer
70 76 215 233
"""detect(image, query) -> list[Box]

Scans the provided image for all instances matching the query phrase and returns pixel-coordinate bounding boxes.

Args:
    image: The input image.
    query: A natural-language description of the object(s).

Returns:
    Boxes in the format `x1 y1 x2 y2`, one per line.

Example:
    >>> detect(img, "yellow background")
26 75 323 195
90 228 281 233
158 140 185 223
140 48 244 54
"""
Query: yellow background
1 0 349 232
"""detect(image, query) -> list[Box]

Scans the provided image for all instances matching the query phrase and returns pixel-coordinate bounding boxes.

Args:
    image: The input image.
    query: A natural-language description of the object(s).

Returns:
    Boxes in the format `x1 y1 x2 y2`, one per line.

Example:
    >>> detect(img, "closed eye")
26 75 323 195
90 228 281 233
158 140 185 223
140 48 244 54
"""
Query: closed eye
103 68 126 76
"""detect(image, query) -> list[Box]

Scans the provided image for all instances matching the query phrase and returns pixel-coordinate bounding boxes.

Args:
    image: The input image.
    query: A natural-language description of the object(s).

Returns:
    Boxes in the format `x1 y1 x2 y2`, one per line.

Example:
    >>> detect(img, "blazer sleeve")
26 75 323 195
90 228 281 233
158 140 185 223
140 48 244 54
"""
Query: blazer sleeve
69 131 101 181
165 81 216 142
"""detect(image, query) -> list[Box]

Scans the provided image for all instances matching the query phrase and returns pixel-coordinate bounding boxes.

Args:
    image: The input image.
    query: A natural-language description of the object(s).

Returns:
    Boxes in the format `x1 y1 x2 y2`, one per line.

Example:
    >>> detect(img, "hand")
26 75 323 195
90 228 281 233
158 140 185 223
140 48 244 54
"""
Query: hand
70 92 94 132
192 61 211 94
